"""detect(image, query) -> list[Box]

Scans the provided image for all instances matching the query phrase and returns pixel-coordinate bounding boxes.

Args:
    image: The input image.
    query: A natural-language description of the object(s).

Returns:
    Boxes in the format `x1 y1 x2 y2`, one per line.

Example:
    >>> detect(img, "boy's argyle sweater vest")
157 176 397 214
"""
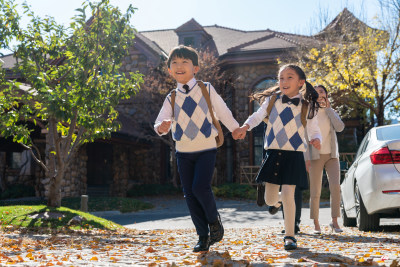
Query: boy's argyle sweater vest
265 95 307 152
168 83 218 144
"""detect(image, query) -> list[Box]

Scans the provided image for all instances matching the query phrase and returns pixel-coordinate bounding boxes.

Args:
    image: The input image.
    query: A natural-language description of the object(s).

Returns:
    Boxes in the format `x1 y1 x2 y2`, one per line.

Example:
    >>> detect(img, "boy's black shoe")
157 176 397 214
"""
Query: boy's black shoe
209 214 224 245
193 235 210 252
256 184 265 207
268 202 282 215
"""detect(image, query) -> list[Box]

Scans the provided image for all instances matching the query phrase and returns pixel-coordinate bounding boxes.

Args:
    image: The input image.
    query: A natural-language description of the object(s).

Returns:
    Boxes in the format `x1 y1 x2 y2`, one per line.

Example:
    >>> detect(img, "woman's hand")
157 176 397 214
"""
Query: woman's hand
310 138 321 150
305 160 311 172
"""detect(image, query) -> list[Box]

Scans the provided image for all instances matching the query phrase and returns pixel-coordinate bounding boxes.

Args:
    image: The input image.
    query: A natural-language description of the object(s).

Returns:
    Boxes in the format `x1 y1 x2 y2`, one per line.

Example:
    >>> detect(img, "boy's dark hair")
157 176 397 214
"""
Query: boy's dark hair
167 45 199 67
250 64 320 119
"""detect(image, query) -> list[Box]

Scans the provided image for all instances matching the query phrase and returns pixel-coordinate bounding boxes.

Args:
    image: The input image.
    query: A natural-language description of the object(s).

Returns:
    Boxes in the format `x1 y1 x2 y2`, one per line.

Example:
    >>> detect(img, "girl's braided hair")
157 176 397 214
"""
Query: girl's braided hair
251 64 319 119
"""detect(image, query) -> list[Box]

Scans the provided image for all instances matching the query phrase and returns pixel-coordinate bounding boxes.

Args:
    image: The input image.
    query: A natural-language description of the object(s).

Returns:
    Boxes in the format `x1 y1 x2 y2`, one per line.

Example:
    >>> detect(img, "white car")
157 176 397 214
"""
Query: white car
341 124 400 231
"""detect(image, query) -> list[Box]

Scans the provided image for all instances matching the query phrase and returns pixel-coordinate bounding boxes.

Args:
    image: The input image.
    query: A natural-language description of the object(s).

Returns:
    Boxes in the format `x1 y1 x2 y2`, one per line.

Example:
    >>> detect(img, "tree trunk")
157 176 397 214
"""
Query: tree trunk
45 119 65 207
377 101 385 126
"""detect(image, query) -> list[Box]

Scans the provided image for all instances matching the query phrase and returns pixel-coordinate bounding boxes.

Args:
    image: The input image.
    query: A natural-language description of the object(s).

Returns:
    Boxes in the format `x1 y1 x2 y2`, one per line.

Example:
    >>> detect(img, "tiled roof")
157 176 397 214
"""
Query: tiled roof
0 54 17 69
140 24 316 56
140 29 179 56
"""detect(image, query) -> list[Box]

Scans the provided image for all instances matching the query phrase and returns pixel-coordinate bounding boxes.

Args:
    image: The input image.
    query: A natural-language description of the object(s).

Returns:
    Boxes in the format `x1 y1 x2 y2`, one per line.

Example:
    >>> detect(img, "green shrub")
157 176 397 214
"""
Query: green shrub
127 183 181 197
302 187 330 202
0 184 36 200
213 183 256 200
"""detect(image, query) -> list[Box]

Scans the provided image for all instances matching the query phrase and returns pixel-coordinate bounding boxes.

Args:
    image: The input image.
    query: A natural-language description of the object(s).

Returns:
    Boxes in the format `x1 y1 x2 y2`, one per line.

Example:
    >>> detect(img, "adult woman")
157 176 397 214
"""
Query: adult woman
305 85 345 234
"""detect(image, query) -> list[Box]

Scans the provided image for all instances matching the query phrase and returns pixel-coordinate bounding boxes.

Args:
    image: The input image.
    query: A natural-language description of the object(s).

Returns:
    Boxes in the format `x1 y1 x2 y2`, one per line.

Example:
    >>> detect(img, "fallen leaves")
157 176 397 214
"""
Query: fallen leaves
0 226 399 265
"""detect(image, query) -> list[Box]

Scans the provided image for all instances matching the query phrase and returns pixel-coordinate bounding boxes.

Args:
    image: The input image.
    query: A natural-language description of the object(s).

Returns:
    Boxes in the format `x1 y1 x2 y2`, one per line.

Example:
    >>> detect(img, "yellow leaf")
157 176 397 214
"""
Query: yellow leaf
90 256 98 261
359 257 365 262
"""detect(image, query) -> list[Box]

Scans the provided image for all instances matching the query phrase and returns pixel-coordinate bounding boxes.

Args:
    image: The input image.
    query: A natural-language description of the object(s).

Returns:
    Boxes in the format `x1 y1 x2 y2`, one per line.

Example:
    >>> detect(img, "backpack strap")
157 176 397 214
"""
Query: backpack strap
197 81 216 122
197 80 224 147
170 90 176 117
262 94 278 124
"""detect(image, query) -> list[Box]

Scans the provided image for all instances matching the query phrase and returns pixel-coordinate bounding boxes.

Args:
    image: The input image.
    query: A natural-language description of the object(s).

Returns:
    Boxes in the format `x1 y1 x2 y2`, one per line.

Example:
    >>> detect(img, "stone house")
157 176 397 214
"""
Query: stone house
0 8 366 198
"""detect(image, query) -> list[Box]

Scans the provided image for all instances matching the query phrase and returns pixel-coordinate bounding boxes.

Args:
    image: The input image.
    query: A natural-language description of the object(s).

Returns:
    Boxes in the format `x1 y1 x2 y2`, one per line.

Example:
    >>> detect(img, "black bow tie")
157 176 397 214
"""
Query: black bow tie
282 95 300 106
183 84 190 93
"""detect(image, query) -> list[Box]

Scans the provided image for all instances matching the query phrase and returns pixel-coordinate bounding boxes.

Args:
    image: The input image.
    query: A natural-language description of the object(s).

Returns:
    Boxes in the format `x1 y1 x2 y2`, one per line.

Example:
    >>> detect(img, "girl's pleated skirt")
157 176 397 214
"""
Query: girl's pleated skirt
255 149 308 190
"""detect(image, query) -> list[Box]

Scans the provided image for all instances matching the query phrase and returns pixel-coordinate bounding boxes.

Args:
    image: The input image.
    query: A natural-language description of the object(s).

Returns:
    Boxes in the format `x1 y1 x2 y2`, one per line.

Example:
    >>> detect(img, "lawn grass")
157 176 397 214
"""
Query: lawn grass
0 205 122 231
0 197 153 213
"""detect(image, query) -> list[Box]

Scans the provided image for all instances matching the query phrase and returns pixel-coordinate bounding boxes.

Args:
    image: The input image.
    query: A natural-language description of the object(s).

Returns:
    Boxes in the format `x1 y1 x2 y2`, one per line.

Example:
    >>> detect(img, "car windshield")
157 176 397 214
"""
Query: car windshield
376 125 400 141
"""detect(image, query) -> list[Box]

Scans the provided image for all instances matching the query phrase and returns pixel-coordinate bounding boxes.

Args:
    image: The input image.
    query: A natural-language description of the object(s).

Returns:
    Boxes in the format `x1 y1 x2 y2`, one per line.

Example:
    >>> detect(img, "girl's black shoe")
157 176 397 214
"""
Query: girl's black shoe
256 184 265 207
283 236 297 250
193 235 210 252
268 201 282 215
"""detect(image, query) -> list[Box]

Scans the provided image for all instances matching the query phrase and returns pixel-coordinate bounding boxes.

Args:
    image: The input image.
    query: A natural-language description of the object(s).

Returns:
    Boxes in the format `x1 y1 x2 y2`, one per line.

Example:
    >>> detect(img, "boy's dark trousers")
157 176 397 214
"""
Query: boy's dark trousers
176 149 218 236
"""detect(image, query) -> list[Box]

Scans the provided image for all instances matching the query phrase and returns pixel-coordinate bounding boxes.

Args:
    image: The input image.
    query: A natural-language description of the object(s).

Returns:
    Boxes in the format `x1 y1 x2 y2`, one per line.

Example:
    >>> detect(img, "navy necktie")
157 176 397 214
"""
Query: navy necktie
183 84 190 93
282 95 300 106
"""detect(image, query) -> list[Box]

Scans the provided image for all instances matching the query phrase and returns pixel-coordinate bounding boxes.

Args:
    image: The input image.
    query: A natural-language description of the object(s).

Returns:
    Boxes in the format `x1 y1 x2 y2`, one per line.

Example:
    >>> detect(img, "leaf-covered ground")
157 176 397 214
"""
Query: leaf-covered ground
1 225 399 266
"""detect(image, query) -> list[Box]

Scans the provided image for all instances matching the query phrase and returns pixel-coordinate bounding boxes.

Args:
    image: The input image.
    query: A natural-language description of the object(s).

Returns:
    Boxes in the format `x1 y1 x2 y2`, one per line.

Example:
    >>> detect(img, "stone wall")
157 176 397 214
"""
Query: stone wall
39 148 88 198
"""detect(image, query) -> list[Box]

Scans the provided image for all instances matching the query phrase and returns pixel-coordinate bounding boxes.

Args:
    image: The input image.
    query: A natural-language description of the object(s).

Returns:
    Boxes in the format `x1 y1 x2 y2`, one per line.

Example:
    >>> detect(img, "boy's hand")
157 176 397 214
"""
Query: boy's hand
232 125 249 140
310 138 321 150
158 119 172 134
305 160 311 172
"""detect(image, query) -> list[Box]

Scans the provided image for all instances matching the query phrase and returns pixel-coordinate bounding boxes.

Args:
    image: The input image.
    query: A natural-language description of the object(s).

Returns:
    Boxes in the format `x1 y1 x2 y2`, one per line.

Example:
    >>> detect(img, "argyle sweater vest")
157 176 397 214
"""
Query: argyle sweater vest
168 83 218 146
265 95 307 152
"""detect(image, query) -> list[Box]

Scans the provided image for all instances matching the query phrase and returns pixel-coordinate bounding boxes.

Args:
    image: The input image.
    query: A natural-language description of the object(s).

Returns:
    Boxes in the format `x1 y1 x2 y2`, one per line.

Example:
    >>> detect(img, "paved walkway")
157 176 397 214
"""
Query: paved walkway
92 196 399 231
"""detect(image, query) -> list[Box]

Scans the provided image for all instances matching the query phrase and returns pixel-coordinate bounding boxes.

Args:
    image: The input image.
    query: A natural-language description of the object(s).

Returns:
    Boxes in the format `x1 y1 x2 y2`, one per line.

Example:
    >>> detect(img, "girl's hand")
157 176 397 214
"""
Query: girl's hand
305 160 311 172
158 119 172 134
310 138 321 150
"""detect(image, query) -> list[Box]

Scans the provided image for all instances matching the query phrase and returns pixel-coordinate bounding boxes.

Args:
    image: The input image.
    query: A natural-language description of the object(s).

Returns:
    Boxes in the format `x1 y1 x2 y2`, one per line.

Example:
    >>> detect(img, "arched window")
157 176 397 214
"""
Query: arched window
252 79 277 165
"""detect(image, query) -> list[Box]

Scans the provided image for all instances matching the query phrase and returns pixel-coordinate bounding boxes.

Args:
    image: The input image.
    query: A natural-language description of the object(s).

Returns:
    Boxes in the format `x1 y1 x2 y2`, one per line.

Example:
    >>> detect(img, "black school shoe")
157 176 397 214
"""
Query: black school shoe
193 235 210 252
256 184 265 207
283 236 297 250
268 202 282 215
209 213 224 245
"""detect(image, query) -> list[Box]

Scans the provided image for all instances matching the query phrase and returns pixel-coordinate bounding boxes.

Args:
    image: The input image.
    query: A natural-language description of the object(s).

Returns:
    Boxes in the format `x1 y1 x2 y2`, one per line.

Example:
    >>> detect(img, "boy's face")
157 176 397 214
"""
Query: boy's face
279 67 305 98
168 56 199 84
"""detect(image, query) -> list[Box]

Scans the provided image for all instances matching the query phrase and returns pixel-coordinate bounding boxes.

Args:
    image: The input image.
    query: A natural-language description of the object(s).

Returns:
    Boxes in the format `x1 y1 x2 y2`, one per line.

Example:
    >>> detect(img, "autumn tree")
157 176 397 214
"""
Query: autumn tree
136 49 234 187
0 0 142 207
285 5 400 128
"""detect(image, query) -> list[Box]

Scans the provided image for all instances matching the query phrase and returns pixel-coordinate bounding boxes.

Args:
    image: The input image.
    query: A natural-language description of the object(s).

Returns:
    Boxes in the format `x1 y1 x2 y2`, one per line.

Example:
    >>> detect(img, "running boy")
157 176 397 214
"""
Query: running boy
154 45 239 252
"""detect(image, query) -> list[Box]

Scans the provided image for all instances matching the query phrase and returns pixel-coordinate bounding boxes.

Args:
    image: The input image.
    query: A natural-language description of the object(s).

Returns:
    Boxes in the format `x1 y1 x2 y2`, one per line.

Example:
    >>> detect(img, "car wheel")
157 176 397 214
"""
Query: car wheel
354 182 380 231
341 196 356 227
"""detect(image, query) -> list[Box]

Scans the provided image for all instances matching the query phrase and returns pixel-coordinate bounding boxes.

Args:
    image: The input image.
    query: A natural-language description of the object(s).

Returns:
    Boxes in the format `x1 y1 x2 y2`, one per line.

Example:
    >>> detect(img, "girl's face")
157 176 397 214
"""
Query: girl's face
316 86 327 107
279 68 305 98
168 56 199 84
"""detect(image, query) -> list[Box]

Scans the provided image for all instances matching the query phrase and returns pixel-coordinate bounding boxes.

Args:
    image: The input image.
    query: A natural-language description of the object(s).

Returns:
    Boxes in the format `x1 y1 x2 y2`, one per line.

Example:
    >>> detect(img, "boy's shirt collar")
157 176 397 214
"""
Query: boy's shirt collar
177 78 197 94
280 93 301 99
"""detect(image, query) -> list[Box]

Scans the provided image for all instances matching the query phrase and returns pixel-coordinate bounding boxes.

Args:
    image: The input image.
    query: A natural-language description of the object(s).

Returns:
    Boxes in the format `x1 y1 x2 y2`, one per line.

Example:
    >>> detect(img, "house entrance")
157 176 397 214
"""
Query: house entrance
86 142 113 196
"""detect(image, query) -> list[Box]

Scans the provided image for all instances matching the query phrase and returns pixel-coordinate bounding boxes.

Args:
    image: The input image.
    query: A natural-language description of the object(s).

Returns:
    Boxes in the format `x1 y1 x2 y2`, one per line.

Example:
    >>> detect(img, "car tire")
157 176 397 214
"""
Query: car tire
341 197 356 227
355 183 380 231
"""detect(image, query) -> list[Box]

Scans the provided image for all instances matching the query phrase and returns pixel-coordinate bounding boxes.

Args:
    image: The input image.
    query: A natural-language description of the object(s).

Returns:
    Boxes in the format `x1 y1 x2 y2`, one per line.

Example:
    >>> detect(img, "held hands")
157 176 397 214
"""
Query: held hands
232 124 249 140
310 138 321 150
158 119 172 134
